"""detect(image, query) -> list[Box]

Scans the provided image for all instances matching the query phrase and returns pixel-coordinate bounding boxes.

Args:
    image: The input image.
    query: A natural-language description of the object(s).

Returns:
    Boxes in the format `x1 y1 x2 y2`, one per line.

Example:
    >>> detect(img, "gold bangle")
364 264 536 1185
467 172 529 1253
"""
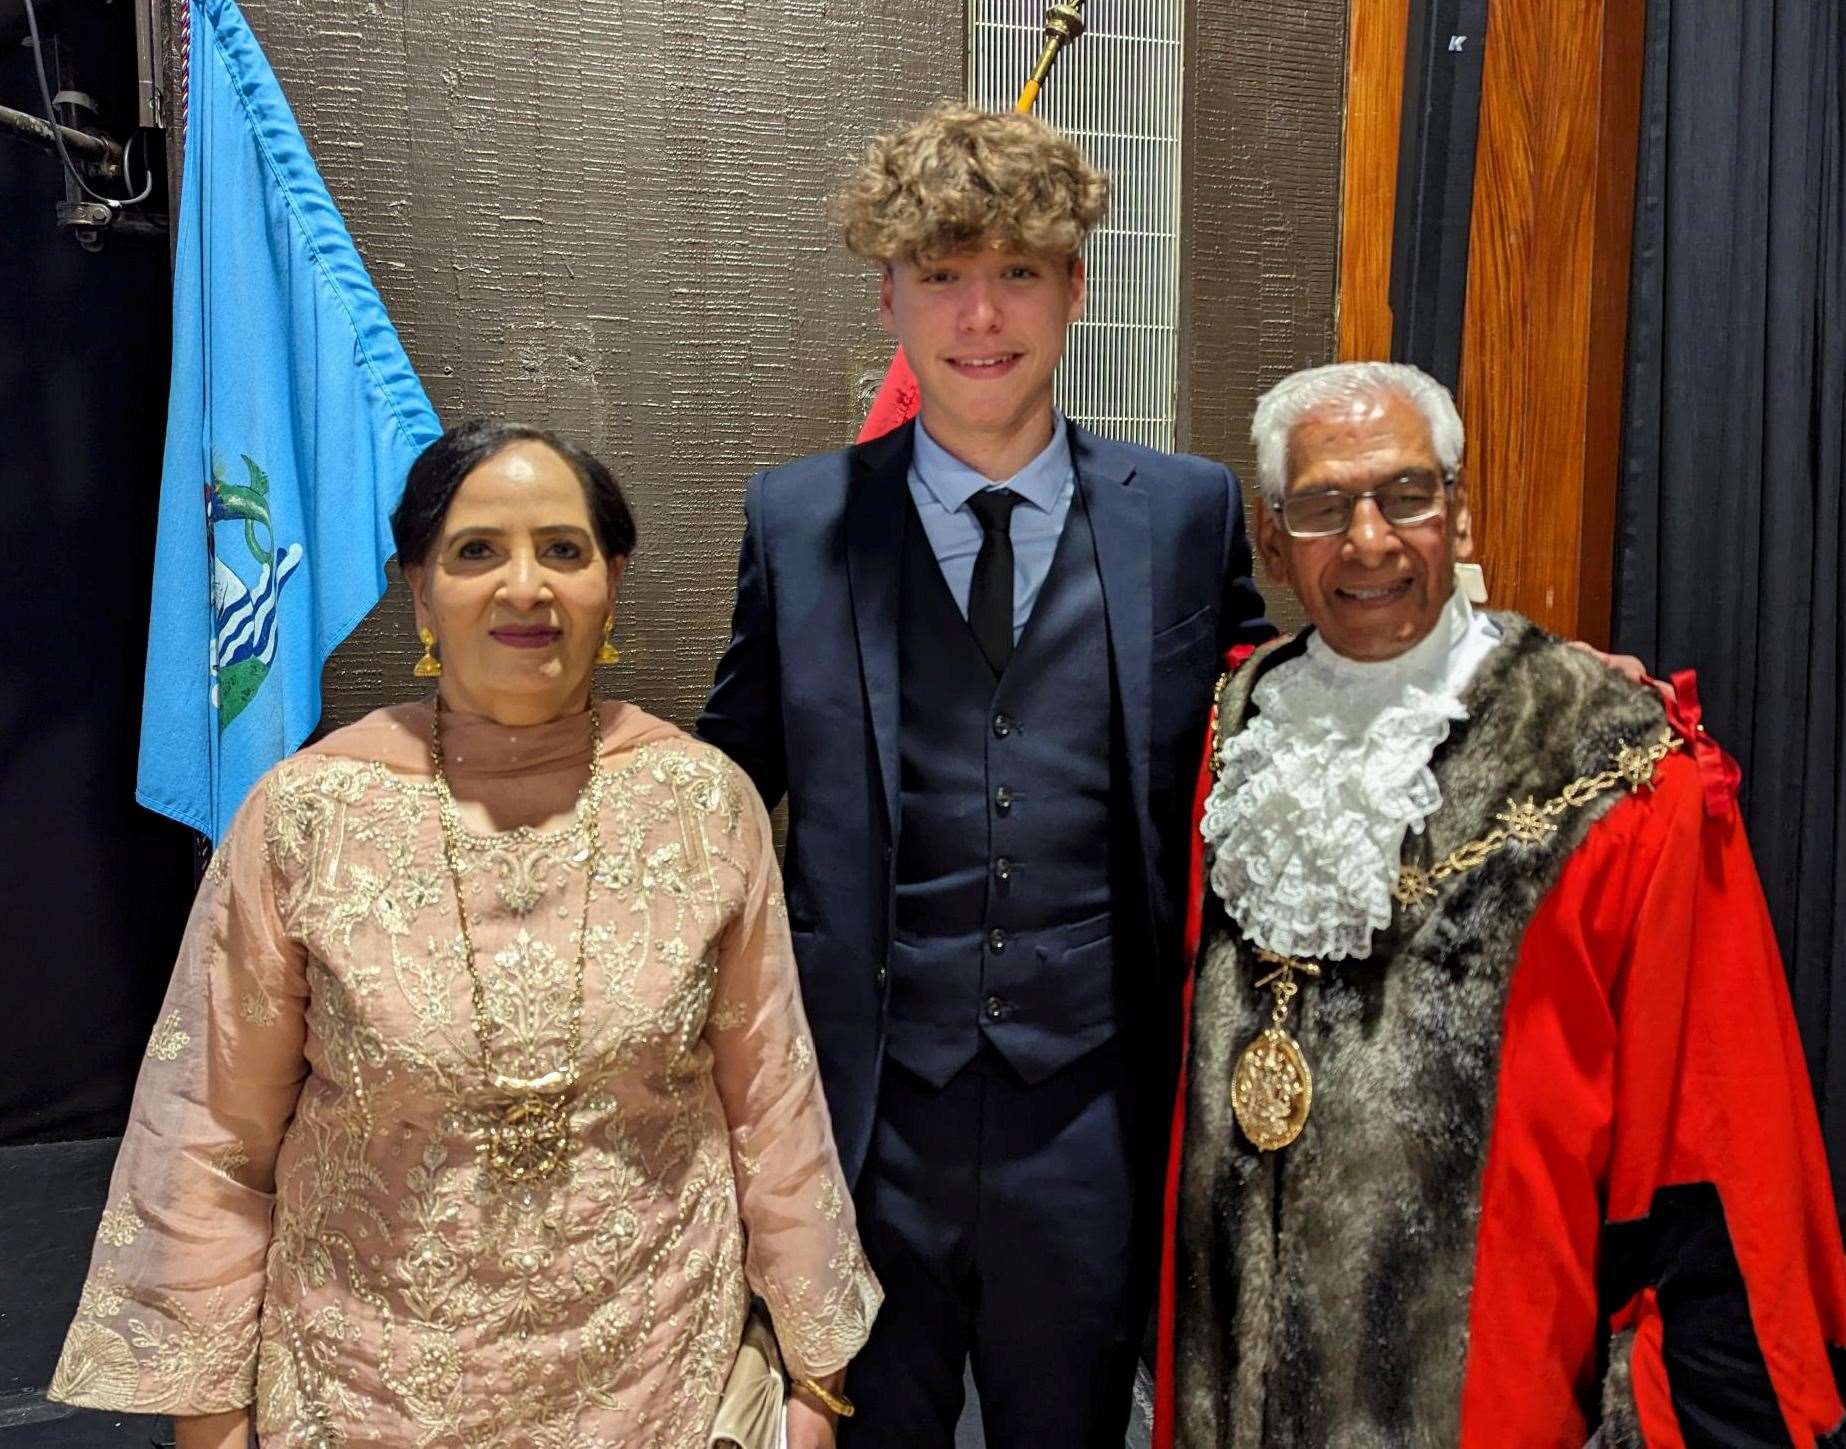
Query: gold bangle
791 1376 855 1419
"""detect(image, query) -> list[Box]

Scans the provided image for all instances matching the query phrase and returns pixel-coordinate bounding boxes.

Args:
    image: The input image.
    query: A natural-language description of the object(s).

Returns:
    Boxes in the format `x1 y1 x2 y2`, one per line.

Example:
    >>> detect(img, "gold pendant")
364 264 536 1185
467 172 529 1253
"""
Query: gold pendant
482 1093 573 1186
1232 950 1321 1151
1232 1026 1313 1150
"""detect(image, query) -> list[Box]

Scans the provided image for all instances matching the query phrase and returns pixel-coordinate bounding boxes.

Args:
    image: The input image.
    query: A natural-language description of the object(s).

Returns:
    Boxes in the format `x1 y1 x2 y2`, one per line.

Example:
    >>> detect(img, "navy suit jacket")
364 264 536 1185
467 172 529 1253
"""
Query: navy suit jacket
696 420 1270 1182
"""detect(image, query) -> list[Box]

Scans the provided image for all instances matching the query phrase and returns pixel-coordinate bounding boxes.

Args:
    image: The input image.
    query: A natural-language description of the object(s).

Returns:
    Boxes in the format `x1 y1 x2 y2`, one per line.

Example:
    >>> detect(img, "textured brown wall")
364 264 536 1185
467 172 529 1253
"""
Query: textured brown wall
1178 1 1348 636
224 0 965 732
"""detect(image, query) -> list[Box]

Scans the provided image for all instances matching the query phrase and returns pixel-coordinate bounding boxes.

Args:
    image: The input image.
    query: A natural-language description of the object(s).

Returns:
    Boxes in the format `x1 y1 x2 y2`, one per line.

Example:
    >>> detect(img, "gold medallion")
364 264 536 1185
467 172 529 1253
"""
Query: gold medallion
1232 1026 1313 1150
483 1093 573 1185
1234 950 1321 1151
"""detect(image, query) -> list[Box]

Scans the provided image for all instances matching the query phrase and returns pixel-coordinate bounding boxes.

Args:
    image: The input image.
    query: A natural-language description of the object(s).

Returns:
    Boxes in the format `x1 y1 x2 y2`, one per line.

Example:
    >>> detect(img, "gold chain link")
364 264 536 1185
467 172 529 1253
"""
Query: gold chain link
1253 948 1320 1030
1391 727 1683 909
1208 667 1234 770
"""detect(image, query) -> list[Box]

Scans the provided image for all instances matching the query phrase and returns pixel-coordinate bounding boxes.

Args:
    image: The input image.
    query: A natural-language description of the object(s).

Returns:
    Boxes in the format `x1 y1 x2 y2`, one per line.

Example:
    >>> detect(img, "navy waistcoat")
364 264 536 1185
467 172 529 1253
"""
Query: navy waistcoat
889 489 1120 1087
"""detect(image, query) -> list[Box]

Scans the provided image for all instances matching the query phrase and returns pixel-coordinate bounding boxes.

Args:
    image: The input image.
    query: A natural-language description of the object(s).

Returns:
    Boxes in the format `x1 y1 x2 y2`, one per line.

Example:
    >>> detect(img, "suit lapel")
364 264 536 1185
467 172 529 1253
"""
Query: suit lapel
1071 424 1153 853
845 422 913 841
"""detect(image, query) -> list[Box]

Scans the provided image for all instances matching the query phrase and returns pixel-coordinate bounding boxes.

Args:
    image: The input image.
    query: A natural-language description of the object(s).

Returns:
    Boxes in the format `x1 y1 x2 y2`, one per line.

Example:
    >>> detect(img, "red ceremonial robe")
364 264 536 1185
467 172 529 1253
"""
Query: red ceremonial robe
1153 661 1846 1447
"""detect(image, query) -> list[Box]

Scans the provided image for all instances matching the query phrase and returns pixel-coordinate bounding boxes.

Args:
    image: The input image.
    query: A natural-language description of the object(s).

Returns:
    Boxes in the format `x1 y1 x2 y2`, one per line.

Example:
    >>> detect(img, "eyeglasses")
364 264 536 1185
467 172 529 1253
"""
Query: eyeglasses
1273 470 1455 539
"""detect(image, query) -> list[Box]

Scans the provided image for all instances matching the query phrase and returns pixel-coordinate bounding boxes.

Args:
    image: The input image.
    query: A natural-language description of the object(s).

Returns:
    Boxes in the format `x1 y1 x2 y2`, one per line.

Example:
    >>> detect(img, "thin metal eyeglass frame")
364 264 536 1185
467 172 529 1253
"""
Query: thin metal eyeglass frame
1271 470 1459 539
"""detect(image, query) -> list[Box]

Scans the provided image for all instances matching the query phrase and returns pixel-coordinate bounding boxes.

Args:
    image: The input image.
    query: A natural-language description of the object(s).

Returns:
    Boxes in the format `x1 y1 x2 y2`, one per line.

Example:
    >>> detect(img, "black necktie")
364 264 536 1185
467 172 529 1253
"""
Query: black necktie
966 488 1021 676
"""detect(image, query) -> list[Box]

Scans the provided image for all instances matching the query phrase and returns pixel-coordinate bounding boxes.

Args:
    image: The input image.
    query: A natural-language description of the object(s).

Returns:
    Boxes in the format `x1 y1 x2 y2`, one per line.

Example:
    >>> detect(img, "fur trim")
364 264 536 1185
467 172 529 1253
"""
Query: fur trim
1599 1330 1645 1449
1173 617 1668 1447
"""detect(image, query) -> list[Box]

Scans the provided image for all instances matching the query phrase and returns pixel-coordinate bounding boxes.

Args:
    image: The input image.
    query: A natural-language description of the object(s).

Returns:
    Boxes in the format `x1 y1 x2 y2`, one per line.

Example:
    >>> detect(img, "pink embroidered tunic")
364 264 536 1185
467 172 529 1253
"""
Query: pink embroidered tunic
50 701 880 1446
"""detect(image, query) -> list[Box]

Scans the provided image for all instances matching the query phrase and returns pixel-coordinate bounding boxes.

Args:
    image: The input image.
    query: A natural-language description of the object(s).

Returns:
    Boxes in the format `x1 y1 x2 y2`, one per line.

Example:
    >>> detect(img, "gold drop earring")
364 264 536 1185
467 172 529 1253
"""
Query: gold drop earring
413 626 443 678
596 614 620 666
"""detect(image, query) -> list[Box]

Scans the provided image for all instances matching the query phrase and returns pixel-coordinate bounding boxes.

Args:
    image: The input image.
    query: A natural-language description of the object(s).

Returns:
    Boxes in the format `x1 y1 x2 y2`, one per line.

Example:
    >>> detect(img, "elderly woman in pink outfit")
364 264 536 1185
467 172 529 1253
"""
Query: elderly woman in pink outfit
50 422 880 1448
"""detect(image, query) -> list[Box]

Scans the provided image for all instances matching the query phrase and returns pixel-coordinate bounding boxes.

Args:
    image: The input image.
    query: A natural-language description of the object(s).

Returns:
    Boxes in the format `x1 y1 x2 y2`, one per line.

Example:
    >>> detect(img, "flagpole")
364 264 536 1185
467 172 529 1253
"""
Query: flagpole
1014 1 1087 114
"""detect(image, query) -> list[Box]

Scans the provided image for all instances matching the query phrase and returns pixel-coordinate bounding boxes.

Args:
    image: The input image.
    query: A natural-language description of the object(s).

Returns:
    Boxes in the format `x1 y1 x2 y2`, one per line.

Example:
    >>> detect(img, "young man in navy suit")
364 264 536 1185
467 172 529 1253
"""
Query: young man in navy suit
697 104 1271 1447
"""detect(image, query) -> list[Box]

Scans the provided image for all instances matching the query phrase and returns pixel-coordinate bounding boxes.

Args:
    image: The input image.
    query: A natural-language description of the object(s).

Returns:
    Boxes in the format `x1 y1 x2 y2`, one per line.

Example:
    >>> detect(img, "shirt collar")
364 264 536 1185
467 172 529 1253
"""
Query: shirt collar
911 411 1073 515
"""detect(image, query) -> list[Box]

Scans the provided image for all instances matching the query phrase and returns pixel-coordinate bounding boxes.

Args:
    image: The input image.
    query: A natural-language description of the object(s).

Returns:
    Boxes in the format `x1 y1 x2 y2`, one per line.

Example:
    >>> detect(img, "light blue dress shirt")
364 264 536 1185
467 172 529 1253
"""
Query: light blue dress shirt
906 413 1077 644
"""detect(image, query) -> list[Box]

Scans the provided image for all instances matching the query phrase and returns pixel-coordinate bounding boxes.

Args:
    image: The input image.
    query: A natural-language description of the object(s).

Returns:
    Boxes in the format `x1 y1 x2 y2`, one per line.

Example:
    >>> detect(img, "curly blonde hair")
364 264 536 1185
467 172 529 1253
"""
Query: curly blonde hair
835 102 1111 264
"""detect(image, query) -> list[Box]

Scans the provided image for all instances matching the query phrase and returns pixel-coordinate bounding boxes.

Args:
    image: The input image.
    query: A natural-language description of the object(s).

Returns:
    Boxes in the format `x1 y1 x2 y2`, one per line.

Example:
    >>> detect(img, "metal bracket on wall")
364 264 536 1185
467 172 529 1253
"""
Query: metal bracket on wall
1 0 169 249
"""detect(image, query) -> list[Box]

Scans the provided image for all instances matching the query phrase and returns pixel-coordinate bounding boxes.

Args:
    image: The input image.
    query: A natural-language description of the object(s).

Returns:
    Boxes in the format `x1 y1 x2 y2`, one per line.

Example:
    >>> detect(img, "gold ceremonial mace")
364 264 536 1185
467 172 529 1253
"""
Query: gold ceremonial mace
1014 1 1088 113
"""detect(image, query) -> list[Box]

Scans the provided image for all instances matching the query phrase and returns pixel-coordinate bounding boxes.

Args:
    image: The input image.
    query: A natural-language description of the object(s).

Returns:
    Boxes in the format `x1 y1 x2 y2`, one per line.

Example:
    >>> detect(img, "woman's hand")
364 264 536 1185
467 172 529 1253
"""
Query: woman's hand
786 1372 847 1449
785 1391 838 1449
173 1408 254 1449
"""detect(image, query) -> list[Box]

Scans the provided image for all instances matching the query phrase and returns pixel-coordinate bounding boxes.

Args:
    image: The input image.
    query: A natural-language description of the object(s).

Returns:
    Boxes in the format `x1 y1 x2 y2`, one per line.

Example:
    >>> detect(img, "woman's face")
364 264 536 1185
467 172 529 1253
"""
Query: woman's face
404 440 626 726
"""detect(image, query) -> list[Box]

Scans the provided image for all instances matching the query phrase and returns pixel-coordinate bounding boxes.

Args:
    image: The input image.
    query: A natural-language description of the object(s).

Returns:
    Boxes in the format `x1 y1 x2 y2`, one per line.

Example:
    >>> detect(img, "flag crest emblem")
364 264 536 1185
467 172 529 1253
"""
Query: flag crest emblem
207 453 303 730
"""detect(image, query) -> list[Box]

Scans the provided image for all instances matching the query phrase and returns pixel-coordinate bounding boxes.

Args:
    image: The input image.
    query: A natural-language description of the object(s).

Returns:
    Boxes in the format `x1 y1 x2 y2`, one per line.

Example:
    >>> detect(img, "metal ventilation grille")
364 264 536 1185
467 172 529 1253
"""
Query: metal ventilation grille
969 1 1184 451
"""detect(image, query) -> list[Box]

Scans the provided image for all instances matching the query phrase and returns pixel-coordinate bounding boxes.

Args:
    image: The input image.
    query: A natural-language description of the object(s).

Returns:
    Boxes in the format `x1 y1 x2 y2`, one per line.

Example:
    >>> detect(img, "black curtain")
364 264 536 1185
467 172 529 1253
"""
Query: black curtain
1615 1 1845 1187
0 1 194 1143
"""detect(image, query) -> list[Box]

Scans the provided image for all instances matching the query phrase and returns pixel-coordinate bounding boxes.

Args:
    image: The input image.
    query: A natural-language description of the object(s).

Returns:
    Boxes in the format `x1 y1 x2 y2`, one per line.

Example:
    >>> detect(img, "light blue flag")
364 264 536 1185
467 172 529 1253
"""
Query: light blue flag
138 0 440 841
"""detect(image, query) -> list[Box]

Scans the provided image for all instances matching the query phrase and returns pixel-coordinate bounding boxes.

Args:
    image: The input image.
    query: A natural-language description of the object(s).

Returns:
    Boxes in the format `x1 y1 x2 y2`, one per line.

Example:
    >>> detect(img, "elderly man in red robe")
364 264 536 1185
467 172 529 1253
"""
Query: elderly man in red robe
1153 361 1846 1447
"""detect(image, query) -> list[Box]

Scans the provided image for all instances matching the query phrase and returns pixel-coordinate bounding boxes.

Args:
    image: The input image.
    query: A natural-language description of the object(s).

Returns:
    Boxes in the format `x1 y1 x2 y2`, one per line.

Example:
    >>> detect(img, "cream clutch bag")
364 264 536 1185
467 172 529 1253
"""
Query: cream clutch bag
710 1302 788 1449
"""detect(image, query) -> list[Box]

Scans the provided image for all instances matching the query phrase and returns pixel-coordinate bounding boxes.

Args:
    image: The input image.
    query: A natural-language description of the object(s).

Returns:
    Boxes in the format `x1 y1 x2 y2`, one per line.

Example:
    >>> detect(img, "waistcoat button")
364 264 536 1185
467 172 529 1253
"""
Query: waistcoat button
994 785 1013 812
992 712 1013 738
993 857 1013 882
983 995 1009 1021
988 928 1007 953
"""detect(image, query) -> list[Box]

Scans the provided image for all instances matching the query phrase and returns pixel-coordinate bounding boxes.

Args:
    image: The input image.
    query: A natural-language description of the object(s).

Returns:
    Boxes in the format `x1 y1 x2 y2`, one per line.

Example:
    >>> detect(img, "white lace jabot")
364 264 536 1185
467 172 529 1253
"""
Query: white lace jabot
1200 590 1502 962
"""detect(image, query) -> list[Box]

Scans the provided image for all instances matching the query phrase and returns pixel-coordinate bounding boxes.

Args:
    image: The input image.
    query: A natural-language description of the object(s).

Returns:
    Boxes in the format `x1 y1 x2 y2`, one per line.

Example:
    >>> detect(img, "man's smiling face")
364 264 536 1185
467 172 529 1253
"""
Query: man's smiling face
1256 389 1473 662
879 242 1084 452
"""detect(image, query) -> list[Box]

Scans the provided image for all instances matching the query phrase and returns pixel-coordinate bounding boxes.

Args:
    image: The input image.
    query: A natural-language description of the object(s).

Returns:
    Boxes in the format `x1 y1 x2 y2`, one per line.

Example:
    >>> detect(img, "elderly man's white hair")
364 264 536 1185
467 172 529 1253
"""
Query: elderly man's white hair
1250 362 1464 506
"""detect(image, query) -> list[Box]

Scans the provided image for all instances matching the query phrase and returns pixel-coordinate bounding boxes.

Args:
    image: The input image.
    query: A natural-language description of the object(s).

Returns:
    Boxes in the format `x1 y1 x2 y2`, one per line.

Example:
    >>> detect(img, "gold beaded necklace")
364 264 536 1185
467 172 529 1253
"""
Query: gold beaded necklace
429 702 603 1187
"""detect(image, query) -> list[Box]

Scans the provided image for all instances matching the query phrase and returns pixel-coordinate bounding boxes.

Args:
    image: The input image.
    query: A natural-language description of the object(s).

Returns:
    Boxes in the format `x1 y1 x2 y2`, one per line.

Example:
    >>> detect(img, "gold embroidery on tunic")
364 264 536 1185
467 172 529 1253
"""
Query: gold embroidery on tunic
239 990 279 1025
145 1011 190 1061
51 1322 140 1404
77 1266 127 1319
128 1288 260 1410
96 1201 144 1247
